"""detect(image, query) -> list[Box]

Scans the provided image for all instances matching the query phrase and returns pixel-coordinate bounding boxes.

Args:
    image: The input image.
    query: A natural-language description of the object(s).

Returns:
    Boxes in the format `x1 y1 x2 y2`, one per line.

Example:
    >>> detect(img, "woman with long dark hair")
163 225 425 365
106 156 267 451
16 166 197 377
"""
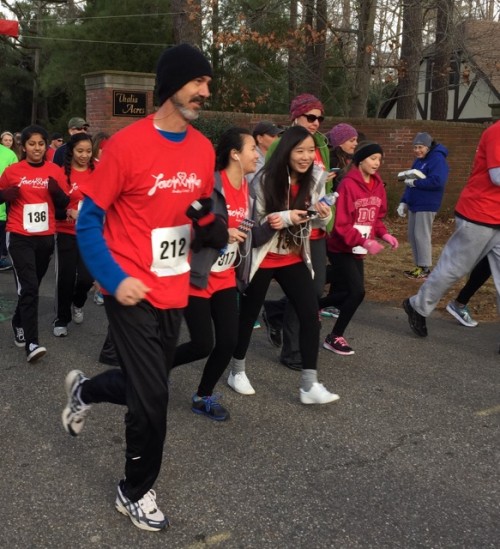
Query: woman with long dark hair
227 125 339 405
53 133 95 336
0 125 69 362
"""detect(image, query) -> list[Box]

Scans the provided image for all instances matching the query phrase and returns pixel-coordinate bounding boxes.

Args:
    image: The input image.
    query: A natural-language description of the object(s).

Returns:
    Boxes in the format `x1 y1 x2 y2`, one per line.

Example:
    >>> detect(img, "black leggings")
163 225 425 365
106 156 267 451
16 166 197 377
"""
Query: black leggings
234 261 320 370
319 252 365 337
8 232 54 345
54 232 94 325
456 255 491 305
173 287 238 396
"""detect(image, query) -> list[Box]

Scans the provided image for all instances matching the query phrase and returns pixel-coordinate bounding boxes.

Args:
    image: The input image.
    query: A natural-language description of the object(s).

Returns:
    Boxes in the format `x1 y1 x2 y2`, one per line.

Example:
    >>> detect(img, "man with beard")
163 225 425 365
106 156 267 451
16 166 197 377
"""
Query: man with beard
61 44 222 531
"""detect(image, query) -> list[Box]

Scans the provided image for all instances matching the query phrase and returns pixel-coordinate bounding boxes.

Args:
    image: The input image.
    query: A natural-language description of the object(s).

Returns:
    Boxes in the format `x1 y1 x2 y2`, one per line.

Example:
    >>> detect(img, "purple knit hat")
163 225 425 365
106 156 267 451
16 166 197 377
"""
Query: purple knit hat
290 93 324 121
328 123 358 148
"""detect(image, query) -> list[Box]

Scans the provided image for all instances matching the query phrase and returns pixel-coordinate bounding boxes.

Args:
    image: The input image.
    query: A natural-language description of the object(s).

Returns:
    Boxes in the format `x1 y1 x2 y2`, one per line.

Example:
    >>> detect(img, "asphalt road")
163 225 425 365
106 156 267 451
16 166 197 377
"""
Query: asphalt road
0 263 499 548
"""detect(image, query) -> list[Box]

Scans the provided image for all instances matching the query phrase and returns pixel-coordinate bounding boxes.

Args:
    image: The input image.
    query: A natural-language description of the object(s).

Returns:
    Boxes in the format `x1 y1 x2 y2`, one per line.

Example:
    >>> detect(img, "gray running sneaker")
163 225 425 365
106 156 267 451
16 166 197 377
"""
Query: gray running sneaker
62 370 91 436
446 300 478 327
115 482 169 531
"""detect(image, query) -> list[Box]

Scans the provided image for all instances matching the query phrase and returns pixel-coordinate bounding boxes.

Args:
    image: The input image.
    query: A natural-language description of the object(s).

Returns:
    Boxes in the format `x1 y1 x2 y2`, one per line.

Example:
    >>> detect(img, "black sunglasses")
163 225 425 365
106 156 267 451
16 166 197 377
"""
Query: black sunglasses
72 126 89 131
302 114 325 123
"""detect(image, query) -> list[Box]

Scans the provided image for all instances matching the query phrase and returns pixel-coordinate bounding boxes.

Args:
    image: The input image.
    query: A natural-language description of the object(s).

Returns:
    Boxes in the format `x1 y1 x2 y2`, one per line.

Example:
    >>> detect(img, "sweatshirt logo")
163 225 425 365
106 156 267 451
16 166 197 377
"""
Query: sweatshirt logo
148 172 202 196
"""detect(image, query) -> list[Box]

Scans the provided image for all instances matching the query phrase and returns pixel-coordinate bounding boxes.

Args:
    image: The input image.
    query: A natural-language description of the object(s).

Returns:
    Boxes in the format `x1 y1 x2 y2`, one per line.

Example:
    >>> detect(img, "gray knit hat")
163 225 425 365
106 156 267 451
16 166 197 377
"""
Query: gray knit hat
412 132 432 148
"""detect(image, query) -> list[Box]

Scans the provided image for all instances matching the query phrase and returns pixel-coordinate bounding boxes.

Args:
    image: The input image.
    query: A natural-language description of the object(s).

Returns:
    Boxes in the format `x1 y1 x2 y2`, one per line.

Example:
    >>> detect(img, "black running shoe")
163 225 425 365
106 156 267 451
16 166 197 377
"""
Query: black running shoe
12 320 25 348
262 310 282 348
403 298 427 337
26 343 47 363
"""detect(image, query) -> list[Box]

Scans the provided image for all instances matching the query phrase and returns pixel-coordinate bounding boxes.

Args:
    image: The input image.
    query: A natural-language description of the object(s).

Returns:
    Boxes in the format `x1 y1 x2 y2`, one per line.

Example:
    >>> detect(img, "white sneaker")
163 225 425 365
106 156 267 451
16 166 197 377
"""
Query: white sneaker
62 370 91 436
227 371 255 395
300 382 340 404
72 305 84 324
115 482 169 531
53 326 68 337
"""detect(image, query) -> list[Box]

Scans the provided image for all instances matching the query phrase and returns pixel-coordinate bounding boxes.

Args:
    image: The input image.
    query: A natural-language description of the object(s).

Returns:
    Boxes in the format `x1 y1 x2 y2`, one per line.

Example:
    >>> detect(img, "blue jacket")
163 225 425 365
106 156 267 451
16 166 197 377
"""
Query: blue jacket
401 143 449 213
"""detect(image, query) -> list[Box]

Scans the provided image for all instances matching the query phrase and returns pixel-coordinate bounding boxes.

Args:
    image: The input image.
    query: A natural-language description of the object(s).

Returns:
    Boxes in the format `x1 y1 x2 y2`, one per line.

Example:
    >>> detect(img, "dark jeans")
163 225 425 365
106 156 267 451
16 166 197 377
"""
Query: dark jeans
173 287 238 396
456 255 491 305
319 252 365 337
234 261 320 370
8 233 54 346
81 297 182 502
54 232 94 326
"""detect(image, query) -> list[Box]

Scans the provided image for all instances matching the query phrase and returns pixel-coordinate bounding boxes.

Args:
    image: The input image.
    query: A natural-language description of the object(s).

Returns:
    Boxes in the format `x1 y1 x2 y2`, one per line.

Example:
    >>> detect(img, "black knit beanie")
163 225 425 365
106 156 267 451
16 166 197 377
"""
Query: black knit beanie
352 141 384 166
156 44 213 104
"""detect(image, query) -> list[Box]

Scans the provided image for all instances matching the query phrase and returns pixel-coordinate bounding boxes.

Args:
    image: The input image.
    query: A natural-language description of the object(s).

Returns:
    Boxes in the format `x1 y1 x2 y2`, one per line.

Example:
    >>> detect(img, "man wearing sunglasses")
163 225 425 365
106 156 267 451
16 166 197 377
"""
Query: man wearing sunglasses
46 132 64 162
53 116 90 166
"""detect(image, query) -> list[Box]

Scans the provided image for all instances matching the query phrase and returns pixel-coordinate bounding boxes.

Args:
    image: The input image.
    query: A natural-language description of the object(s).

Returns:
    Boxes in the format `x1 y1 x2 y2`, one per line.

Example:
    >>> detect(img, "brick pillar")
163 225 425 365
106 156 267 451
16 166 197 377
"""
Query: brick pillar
84 71 155 136
489 103 500 121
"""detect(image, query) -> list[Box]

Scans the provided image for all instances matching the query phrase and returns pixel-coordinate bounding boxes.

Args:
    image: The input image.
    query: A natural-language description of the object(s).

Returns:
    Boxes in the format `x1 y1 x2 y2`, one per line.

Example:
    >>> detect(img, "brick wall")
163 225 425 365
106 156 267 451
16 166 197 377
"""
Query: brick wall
201 112 488 218
81 73 487 219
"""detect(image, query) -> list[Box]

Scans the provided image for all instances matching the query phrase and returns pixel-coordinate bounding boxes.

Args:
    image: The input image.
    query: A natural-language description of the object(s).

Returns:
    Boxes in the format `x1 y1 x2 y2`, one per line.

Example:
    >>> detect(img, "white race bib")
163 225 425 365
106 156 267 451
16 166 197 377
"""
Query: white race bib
211 242 238 272
268 231 292 255
151 225 191 277
352 224 371 255
23 202 49 233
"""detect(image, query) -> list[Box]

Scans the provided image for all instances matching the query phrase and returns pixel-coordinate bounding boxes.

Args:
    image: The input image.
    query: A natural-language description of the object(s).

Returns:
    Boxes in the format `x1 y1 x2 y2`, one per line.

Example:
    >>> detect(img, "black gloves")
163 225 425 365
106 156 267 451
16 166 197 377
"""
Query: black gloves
0 186 20 203
47 176 70 209
186 198 229 253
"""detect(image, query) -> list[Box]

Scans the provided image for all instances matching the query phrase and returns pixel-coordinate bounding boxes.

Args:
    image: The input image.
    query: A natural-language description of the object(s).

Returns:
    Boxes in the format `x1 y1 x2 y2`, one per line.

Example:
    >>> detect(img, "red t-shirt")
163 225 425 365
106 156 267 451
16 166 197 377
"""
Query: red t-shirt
0 160 67 236
46 148 56 162
314 148 325 170
56 168 93 235
190 171 249 298
455 121 500 225
82 116 215 310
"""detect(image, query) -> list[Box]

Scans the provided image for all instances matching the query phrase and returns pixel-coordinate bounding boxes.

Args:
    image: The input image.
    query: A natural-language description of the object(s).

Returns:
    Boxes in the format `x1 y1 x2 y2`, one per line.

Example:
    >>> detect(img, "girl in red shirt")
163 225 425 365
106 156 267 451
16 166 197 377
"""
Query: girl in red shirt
228 126 339 405
53 133 95 336
0 125 69 362
172 127 260 420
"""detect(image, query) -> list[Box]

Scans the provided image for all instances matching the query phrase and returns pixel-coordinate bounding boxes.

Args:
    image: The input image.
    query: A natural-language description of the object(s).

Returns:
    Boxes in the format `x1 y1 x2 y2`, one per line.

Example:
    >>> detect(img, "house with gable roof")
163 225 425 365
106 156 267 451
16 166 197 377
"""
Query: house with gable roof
379 20 500 122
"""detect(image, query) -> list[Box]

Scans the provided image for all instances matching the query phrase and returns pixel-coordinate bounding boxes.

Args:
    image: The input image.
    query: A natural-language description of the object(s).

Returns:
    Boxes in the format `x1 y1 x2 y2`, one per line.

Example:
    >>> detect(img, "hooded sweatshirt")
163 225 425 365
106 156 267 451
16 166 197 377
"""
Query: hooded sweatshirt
400 143 449 212
327 166 388 256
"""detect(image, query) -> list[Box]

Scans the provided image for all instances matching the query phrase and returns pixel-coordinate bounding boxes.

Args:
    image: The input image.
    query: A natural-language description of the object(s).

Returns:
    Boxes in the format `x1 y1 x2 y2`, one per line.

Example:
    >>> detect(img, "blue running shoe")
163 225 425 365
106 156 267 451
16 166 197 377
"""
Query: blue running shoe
191 393 229 421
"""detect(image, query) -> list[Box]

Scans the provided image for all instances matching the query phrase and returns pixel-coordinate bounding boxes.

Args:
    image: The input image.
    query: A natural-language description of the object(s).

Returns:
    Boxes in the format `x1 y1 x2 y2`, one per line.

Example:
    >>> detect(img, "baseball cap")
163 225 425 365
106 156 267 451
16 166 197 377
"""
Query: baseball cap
252 121 282 139
68 117 89 129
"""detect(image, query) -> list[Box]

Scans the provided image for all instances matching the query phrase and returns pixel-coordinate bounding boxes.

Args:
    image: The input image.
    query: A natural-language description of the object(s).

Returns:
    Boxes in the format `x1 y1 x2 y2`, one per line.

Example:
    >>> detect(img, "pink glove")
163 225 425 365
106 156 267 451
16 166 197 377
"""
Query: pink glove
381 233 399 249
364 239 384 255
